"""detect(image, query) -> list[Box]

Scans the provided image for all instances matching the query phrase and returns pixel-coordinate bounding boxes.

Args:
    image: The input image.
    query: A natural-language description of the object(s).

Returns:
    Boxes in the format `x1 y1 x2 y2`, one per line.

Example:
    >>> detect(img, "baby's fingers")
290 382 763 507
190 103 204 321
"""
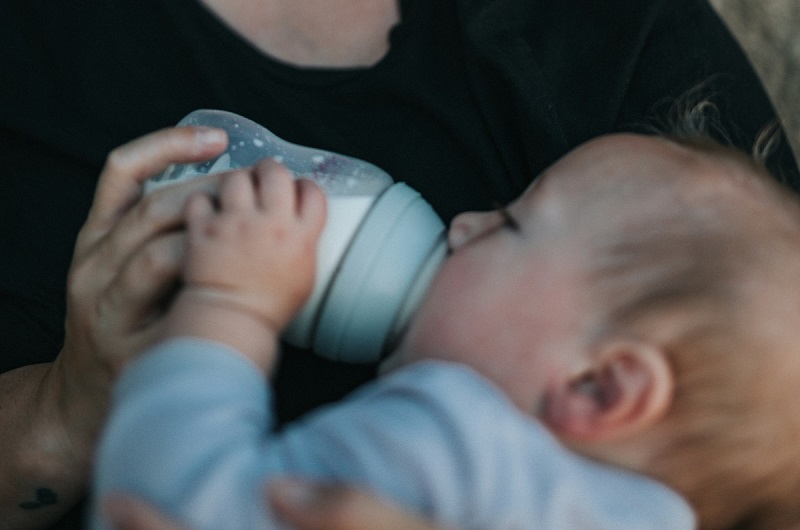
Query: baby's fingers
184 192 215 225
295 178 327 236
218 170 257 212
253 160 327 233
255 159 297 215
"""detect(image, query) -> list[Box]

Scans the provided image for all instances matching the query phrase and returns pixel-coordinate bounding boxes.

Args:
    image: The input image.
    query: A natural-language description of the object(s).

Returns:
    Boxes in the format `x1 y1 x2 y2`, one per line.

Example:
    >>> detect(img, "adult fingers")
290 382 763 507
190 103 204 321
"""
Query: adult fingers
82 127 227 245
81 171 222 281
268 479 450 530
103 232 185 342
102 494 188 530
65 232 184 381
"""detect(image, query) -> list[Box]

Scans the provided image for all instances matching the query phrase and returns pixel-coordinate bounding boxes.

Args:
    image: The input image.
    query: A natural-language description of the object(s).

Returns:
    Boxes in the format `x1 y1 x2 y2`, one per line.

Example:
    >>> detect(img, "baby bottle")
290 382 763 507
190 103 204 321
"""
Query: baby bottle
146 110 446 363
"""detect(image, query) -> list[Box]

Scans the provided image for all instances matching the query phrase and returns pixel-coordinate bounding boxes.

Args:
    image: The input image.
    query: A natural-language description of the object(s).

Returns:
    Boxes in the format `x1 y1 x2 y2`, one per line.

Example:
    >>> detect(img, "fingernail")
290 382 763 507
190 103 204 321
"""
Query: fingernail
195 128 227 146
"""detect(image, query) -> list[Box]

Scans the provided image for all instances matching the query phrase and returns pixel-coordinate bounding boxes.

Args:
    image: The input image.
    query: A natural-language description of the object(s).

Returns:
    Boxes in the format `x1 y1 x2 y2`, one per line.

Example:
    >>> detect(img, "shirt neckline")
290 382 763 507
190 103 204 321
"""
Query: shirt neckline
187 0 418 87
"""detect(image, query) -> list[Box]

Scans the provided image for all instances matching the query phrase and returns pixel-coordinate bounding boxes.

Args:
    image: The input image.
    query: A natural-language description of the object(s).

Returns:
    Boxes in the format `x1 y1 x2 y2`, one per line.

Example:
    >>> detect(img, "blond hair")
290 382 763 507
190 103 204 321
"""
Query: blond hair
580 127 800 529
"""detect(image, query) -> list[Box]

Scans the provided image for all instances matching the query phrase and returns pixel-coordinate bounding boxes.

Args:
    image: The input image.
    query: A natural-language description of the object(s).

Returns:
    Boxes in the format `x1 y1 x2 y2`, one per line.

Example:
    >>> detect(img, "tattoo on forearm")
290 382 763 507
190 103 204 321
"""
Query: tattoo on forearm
19 488 58 509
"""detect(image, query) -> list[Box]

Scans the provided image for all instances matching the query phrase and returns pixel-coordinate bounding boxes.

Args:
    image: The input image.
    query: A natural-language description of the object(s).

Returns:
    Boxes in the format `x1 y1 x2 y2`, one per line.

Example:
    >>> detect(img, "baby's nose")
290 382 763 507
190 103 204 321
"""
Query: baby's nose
447 210 500 251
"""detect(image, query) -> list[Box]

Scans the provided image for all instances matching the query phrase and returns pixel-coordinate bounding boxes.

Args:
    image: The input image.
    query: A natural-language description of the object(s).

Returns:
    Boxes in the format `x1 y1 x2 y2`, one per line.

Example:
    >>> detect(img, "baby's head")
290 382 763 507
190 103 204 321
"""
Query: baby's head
545 132 800 529
391 127 800 528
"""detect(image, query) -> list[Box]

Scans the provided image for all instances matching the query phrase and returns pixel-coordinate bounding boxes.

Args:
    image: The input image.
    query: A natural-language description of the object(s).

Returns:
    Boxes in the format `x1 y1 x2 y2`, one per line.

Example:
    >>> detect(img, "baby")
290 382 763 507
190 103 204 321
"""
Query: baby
91 123 800 529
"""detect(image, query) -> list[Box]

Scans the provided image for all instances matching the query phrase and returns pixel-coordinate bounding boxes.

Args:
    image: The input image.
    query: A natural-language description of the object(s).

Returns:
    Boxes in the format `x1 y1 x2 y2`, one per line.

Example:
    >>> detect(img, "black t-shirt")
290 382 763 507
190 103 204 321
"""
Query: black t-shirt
1 0 524 420
1 0 797 526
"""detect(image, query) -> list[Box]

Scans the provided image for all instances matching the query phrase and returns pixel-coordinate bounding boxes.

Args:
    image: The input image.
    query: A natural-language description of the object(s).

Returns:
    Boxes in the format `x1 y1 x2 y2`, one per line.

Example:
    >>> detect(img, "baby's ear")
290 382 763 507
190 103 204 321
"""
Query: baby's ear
541 339 673 443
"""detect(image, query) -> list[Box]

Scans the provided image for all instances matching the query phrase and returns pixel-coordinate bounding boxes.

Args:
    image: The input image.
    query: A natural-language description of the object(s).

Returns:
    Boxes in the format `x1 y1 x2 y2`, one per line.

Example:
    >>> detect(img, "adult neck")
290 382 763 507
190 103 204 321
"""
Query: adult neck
199 0 400 67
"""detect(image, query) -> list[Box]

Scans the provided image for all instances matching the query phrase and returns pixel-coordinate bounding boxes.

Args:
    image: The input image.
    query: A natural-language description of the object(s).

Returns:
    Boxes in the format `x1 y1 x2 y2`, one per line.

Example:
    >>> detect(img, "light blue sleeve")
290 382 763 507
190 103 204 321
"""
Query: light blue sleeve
91 338 501 529
91 338 696 530
91 338 279 529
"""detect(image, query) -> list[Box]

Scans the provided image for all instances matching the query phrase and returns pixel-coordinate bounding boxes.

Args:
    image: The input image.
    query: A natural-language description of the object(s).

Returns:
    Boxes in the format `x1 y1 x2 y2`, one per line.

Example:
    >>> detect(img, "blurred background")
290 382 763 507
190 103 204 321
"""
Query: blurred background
711 0 800 159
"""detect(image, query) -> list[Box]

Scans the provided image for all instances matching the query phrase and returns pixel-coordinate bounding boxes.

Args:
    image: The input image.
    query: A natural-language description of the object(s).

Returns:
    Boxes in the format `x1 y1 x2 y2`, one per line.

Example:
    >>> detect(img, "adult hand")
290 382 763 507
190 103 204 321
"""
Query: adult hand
102 495 189 530
0 126 231 528
101 479 450 530
268 478 451 530
50 126 229 465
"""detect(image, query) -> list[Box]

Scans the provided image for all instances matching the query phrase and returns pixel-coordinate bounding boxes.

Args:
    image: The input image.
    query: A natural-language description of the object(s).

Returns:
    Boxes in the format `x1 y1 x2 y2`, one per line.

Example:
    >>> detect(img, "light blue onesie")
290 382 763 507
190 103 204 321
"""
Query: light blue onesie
92 338 696 529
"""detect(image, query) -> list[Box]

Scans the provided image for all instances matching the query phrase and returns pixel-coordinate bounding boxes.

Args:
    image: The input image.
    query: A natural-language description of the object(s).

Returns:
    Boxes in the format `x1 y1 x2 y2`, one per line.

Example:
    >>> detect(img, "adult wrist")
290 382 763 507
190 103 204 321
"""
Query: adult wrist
45 352 107 472
0 358 98 526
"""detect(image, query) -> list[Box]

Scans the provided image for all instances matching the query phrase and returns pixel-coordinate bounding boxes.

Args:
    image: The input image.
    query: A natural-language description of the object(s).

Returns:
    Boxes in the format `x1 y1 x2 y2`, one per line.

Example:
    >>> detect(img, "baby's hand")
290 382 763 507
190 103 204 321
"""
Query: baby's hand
166 160 326 365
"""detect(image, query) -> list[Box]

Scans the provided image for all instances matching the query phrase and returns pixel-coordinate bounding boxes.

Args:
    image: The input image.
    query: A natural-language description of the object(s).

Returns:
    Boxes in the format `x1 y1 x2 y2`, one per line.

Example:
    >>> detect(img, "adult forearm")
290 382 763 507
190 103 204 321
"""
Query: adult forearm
0 127 231 529
0 361 93 528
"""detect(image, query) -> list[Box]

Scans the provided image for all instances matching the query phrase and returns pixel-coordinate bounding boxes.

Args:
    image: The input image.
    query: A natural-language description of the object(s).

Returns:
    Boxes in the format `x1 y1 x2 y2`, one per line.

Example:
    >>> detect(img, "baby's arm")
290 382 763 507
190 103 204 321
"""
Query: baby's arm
91 160 327 529
164 160 326 373
91 355 492 530
93 349 694 529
